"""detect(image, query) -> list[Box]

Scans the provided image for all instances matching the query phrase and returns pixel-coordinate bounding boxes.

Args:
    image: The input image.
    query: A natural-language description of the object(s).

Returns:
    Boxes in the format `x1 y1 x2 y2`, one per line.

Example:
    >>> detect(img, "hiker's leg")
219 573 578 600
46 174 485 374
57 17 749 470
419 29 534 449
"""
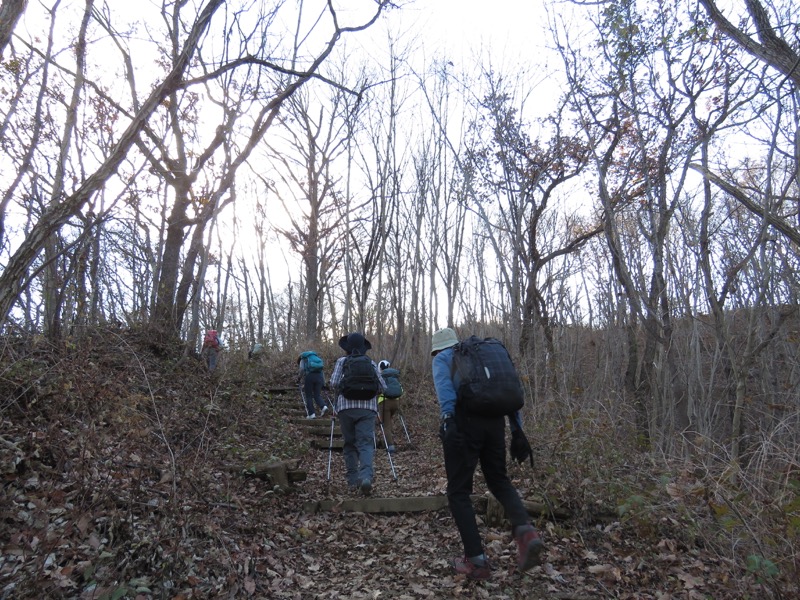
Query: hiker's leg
302 377 315 415
444 415 484 558
207 348 218 372
352 409 376 483
338 409 359 487
479 416 530 527
383 399 398 447
311 374 325 411
379 401 390 446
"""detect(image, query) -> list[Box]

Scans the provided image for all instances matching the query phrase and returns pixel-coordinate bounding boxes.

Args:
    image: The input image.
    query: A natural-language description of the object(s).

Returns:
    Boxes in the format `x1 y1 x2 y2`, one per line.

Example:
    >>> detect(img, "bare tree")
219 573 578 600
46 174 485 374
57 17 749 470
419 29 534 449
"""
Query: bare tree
698 0 800 90
264 83 354 344
0 0 391 337
461 74 598 373
0 0 26 58
348 39 414 342
0 0 226 329
554 0 738 445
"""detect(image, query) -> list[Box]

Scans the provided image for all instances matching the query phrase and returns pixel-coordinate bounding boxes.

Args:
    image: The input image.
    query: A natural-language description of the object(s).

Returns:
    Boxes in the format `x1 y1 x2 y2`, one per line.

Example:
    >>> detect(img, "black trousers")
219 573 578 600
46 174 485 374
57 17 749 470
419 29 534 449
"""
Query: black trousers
442 413 529 557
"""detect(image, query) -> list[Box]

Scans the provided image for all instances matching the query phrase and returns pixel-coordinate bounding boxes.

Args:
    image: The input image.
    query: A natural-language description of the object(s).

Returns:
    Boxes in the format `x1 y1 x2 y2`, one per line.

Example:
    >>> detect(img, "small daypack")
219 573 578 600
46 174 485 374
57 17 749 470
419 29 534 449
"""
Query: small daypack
339 354 381 400
203 330 220 349
451 336 524 417
381 367 403 399
301 351 324 373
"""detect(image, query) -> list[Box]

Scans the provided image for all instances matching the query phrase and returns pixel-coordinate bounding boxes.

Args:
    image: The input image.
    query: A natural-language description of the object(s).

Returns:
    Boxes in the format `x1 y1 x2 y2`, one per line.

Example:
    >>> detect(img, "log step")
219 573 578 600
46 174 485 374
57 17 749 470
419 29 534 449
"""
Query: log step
302 494 572 520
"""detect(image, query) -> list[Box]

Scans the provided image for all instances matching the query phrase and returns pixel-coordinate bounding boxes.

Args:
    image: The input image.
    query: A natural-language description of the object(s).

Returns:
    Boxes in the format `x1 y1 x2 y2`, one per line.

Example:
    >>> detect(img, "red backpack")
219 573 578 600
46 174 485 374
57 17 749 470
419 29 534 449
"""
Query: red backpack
203 330 219 349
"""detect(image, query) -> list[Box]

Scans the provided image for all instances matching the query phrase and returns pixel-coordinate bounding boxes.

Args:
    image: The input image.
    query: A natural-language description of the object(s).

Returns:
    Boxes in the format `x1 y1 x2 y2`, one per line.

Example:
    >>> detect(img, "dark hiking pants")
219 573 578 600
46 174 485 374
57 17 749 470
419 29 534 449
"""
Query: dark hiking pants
442 413 530 558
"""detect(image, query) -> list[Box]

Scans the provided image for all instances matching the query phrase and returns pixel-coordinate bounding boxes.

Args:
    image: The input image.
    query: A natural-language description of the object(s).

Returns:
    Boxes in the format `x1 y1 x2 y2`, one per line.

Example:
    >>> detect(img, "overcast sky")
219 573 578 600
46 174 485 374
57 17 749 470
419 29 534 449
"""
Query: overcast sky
424 0 552 58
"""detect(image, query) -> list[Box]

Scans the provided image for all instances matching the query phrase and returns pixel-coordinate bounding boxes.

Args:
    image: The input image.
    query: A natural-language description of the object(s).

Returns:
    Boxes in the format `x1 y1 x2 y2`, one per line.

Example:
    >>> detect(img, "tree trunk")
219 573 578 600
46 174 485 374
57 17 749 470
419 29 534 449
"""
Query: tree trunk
0 0 224 327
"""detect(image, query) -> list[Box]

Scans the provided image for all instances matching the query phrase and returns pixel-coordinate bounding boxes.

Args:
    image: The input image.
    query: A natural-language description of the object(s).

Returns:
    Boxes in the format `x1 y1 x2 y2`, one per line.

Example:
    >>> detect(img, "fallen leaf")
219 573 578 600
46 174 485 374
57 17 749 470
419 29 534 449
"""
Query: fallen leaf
244 577 256 594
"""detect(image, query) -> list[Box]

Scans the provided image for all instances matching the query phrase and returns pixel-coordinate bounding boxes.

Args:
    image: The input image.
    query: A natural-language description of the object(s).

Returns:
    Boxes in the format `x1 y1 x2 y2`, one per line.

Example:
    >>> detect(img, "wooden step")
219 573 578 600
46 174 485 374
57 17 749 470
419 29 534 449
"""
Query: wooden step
303 494 572 520
311 438 344 450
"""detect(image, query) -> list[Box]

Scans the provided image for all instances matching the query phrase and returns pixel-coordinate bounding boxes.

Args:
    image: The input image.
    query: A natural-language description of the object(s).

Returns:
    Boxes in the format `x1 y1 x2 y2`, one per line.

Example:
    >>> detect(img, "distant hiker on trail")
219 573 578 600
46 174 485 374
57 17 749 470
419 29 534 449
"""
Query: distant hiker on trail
377 360 403 454
202 329 221 373
329 332 386 496
430 327 544 580
249 342 265 360
297 350 328 419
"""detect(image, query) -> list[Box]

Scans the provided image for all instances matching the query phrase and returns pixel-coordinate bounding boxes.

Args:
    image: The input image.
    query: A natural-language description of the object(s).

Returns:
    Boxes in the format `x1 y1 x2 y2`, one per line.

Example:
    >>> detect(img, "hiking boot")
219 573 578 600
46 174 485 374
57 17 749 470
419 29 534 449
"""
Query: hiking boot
359 478 372 496
321 406 329 416
306 413 316 419
453 556 491 580
514 525 545 572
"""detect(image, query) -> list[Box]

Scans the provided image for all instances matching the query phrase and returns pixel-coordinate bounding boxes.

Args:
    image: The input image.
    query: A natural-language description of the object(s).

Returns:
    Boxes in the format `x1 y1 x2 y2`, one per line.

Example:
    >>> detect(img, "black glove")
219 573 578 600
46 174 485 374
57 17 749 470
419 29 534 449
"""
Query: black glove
438 416 457 445
510 428 533 467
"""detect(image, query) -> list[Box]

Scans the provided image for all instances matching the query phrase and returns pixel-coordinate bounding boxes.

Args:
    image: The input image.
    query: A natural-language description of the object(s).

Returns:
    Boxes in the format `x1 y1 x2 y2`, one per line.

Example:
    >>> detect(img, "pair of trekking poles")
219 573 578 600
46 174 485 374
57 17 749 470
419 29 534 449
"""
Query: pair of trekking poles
323 390 410 484
326 413 398 482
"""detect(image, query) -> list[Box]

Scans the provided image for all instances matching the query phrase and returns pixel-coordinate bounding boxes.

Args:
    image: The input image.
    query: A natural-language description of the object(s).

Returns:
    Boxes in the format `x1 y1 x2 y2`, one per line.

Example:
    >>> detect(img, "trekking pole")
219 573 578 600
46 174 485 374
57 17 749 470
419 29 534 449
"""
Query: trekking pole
323 389 335 412
378 422 398 481
326 415 335 481
398 411 411 443
298 383 310 417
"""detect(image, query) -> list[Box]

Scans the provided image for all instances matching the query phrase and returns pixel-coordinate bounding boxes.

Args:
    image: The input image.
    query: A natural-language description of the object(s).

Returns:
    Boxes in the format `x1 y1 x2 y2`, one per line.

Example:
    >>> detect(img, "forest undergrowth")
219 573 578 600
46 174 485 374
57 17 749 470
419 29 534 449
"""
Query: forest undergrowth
0 327 797 599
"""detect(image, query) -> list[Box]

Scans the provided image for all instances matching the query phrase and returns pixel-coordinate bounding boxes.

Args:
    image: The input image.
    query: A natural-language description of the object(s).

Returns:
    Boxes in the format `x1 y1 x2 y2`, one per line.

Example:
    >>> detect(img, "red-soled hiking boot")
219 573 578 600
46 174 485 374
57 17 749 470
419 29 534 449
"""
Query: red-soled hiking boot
515 525 545 571
453 556 492 580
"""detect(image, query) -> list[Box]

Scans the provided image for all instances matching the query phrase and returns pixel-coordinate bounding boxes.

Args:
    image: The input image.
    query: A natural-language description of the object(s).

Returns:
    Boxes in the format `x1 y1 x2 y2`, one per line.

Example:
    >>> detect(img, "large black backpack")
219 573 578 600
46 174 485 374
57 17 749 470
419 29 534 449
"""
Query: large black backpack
339 354 381 400
451 336 524 417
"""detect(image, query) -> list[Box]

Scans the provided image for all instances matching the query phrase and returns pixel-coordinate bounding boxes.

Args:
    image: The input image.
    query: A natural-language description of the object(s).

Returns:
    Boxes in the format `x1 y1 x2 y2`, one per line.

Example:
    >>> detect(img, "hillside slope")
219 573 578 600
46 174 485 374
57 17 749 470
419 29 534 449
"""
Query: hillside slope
0 329 790 598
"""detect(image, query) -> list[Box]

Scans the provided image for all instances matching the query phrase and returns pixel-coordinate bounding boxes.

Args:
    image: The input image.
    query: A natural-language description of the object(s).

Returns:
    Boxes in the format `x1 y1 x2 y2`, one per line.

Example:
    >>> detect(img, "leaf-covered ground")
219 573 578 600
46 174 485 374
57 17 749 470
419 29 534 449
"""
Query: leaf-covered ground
0 329 794 599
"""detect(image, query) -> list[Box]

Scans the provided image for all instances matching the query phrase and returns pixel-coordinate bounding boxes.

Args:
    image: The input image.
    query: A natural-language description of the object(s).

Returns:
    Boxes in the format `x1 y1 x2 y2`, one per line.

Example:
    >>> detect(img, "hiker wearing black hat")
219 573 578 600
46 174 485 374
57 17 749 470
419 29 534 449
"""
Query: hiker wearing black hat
329 332 386 496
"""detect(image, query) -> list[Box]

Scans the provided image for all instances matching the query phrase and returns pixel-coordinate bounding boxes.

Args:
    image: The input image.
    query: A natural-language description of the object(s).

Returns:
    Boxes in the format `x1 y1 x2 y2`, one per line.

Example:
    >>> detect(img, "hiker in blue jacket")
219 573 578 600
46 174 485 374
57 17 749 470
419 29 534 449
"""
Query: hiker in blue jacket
431 327 544 581
297 351 328 419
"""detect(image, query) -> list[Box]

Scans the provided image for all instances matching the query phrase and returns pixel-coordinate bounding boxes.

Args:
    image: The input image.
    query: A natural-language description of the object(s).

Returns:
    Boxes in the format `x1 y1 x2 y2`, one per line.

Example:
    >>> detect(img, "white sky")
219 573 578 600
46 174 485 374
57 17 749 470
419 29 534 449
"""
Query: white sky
423 0 552 60
381 0 563 119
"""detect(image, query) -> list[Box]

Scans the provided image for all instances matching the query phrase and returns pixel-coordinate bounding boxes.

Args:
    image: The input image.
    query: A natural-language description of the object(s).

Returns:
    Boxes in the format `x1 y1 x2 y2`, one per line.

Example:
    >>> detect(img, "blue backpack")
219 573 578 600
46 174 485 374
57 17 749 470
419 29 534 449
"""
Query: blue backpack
381 368 403 399
301 351 324 373
451 336 524 417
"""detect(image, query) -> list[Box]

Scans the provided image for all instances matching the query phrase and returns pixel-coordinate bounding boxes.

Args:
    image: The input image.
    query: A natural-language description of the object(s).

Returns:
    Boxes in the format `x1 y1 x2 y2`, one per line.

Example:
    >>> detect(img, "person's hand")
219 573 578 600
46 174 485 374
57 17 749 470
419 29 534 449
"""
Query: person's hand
509 428 533 467
438 415 457 445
